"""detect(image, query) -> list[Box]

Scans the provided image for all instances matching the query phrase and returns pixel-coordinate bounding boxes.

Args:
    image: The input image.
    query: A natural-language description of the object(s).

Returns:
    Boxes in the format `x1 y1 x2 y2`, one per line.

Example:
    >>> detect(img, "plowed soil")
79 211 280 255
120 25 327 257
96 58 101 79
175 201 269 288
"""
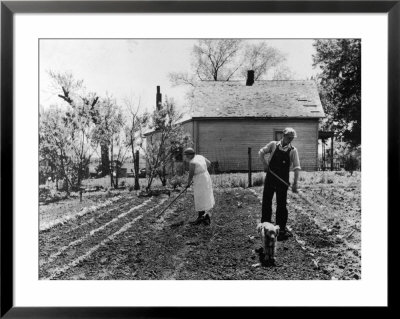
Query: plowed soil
39 175 361 280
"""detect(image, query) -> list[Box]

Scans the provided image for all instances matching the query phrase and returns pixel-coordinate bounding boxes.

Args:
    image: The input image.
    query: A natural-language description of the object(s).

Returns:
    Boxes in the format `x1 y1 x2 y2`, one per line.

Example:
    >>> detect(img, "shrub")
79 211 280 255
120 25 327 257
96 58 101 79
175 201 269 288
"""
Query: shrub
344 155 359 175
39 185 51 201
39 185 69 203
57 179 68 191
169 176 185 189
171 180 180 189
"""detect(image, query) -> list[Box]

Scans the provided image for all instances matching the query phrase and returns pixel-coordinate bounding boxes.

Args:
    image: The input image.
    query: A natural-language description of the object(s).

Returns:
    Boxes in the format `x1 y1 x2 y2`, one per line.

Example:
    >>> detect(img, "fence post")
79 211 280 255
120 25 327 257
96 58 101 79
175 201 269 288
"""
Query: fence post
331 136 334 171
248 147 252 187
134 150 140 190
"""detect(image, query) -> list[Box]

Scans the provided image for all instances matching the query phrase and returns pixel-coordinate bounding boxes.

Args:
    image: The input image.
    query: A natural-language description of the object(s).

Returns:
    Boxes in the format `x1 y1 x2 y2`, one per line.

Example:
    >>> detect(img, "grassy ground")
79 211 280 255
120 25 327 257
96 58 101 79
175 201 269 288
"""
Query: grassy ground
81 170 360 190
82 176 153 189
39 171 361 280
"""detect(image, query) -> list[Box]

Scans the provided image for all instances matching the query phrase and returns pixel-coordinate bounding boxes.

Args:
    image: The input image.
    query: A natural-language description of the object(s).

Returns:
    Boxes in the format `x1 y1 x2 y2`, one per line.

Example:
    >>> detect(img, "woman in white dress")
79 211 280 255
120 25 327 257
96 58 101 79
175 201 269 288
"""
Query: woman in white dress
183 148 215 226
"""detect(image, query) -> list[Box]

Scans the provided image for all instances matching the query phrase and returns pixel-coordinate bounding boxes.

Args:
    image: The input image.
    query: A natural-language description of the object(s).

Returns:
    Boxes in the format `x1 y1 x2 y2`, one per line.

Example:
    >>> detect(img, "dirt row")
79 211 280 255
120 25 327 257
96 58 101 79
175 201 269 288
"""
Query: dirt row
40 195 141 257
290 185 361 280
251 185 361 280
40 187 338 280
39 194 167 279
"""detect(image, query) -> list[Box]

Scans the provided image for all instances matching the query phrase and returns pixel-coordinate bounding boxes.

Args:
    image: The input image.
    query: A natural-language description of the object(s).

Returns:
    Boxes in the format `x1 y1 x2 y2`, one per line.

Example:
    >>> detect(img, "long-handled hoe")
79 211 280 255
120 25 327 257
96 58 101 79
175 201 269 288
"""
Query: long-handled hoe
156 183 191 219
267 168 327 220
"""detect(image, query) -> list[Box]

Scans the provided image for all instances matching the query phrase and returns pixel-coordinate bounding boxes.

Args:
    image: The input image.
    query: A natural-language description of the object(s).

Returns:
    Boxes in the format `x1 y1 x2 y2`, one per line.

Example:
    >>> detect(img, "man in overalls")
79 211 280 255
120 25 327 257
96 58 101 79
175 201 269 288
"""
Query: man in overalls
258 128 301 241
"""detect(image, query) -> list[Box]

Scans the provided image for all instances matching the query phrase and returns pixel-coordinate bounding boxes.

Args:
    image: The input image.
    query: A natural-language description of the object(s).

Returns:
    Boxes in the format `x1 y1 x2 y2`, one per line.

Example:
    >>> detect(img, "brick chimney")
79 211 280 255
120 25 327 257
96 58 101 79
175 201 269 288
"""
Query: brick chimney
156 86 162 110
246 70 255 86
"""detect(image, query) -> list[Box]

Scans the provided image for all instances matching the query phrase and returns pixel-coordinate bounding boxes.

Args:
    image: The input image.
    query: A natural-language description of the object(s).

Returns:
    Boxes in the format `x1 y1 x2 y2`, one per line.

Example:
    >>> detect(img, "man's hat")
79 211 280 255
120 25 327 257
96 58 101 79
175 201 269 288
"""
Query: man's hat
183 148 195 155
283 127 297 138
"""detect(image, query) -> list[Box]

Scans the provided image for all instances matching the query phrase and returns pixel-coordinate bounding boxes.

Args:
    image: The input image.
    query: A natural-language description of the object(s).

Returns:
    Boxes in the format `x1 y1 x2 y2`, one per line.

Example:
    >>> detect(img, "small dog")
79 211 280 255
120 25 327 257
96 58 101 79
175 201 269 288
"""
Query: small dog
256 222 280 265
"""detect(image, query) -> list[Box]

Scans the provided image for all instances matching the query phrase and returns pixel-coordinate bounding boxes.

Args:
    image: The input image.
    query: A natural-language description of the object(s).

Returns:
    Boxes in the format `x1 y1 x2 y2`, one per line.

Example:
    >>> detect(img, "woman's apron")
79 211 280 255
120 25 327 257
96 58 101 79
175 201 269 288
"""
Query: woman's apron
191 155 215 211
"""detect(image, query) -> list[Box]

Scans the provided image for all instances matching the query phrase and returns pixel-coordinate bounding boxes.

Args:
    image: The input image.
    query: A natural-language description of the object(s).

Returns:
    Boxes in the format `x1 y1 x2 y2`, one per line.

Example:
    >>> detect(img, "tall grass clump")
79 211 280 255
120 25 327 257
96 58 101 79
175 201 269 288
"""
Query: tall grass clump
211 173 249 189
252 173 265 187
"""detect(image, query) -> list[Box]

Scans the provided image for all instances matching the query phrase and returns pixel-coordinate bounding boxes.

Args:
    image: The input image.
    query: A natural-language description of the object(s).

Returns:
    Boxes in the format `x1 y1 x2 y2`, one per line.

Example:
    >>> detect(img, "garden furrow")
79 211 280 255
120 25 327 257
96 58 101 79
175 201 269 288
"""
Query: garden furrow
57 192 194 280
39 197 139 253
39 195 124 231
39 195 139 236
38 172 361 280
40 198 153 266
287 189 361 280
45 196 170 280
173 188 322 280
40 196 164 279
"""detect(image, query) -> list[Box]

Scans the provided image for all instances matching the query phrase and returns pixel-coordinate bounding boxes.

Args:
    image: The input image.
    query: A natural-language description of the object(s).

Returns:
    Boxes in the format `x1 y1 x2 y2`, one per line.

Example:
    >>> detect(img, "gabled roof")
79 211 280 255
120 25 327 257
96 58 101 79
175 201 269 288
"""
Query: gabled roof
187 80 325 119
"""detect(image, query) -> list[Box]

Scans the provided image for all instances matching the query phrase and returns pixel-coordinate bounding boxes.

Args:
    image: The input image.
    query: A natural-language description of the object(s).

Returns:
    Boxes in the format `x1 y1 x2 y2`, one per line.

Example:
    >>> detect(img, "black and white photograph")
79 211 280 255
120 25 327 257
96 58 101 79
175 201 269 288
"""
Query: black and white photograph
38 38 361 281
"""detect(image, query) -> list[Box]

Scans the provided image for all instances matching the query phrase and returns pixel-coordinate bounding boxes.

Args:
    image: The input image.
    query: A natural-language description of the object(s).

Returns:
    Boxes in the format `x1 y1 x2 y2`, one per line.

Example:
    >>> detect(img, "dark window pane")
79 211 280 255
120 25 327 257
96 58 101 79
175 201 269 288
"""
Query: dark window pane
275 131 283 141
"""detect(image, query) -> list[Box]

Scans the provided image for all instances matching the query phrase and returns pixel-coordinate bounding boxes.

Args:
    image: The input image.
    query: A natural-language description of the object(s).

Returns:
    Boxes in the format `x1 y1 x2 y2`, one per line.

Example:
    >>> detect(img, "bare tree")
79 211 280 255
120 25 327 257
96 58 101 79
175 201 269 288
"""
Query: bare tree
192 39 243 81
48 71 99 190
47 71 115 180
110 110 129 188
40 106 73 193
272 65 296 80
141 99 192 191
240 42 286 80
123 95 145 190
91 96 125 188
169 40 287 87
168 72 197 87
48 71 85 104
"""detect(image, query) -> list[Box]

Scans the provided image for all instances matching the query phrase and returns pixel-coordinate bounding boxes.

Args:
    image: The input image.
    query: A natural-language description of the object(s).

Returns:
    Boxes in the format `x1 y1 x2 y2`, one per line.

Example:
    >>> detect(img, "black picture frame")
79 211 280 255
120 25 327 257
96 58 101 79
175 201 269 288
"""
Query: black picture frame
1 1 395 317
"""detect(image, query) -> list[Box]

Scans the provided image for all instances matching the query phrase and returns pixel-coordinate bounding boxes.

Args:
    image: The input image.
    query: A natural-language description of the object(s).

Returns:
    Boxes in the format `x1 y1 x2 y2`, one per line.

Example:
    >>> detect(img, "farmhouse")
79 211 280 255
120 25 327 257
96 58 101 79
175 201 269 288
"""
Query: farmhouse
179 71 325 172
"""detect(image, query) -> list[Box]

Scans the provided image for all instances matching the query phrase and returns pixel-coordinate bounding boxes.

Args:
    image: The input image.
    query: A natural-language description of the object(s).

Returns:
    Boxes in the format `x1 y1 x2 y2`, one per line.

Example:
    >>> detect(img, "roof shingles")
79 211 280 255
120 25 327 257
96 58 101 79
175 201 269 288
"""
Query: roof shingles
187 80 325 119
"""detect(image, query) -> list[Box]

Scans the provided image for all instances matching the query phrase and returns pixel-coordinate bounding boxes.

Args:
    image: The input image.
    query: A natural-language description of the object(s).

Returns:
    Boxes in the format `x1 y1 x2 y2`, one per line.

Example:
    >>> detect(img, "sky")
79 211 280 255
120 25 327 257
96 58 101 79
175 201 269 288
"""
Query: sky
39 39 319 113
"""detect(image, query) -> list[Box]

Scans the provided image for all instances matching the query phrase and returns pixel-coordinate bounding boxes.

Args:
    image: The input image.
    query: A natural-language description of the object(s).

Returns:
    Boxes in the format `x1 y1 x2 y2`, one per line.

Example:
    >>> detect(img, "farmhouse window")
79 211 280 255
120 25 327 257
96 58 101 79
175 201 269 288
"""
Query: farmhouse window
274 130 284 141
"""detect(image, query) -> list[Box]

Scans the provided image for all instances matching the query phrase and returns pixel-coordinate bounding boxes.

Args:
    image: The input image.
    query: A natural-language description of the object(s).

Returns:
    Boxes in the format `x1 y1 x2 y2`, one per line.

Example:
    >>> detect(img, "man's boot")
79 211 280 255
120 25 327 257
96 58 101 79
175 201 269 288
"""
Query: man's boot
277 227 292 241
189 211 205 225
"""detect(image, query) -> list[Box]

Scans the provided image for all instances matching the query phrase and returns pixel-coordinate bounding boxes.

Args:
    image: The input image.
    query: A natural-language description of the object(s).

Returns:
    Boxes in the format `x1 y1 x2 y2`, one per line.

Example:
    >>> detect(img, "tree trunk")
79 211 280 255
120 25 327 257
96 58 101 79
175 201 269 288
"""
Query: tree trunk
162 164 167 186
100 143 109 178
115 165 119 188
78 131 84 187
78 161 82 188
59 152 71 195
110 141 114 188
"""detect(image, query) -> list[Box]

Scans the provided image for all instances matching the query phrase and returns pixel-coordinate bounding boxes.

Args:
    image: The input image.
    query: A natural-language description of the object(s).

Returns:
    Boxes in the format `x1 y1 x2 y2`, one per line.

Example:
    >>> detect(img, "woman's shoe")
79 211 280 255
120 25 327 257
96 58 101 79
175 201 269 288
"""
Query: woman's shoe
202 214 211 226
189 216 205 225
189 212 205 226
